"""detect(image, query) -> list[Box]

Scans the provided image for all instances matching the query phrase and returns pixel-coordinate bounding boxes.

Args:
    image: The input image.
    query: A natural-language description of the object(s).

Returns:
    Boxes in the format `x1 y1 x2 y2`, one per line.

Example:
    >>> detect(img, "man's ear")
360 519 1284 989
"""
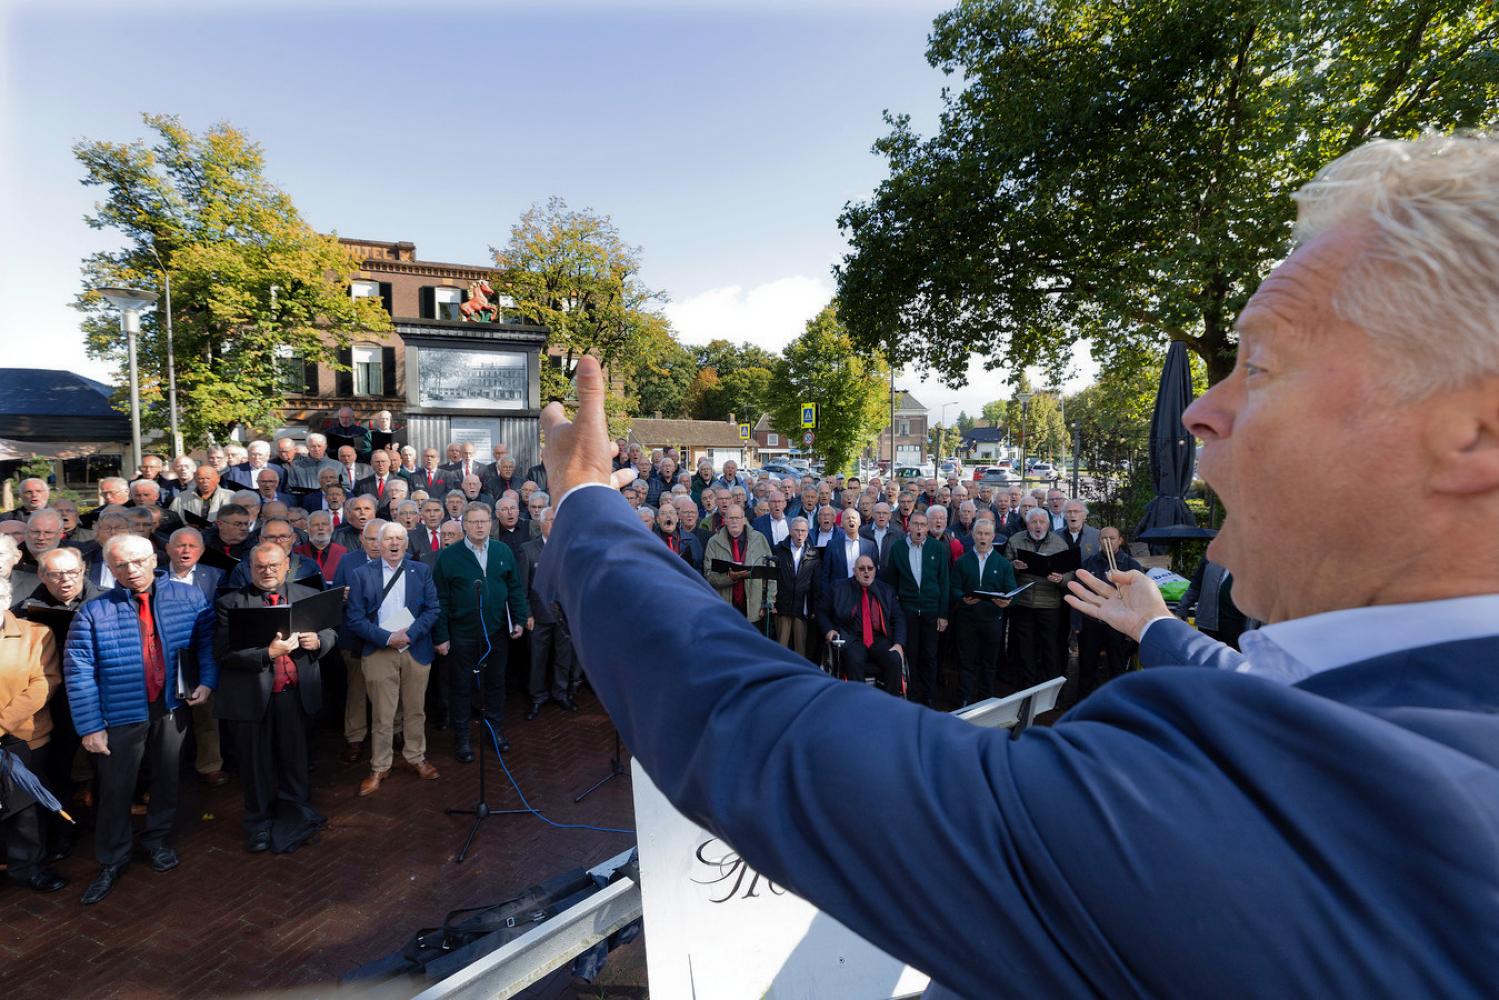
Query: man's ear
1427 378 1499 496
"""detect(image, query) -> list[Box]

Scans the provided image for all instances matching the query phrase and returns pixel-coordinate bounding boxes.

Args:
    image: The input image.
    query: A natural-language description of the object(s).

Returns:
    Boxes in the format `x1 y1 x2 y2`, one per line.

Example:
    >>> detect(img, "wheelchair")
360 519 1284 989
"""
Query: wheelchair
822 635 909 699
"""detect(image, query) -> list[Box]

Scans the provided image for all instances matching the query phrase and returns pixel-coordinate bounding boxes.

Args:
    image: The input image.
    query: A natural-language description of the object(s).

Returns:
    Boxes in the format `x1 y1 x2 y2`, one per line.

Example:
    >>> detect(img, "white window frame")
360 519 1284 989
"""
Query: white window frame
352 343 382 396
435 286 463 320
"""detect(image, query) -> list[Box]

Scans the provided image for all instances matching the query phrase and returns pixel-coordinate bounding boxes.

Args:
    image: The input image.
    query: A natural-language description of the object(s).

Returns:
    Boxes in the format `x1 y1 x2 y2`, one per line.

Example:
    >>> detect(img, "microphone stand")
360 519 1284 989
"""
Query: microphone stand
760 553 777 640
573 728 629 803
446 576 525 862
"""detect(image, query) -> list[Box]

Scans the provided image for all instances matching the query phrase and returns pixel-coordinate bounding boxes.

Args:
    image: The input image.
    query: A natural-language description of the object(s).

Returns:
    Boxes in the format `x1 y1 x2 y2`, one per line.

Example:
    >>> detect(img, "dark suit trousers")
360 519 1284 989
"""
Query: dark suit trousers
1008 605 1063 689
528 621 577 704
229 688 312 833
955 616 1005 705
838 635 903 693
448 633 506 738
94 703 189 867
904 609 941 705
2 737 48 882
1077 620 1137 699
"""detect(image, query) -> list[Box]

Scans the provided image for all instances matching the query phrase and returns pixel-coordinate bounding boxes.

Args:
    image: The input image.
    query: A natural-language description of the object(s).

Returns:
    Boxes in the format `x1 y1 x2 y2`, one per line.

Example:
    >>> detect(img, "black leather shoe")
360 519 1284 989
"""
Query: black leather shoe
246 830 271 854
525 703 542 721
141 846 179 872
454 740 474 764
495 737 512 753
27 869 68 893
81 864 127 905
560 698 580 712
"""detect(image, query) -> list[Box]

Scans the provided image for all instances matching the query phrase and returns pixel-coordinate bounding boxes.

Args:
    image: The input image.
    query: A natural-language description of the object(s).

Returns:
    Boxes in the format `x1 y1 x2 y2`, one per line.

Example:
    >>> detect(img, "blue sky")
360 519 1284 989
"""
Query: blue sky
1 0 1094 426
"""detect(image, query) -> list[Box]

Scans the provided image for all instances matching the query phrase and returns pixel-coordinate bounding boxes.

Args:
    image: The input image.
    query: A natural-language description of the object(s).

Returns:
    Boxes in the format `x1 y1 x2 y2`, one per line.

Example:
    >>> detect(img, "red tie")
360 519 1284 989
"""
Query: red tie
667 534 678 553
730 534 745 608
430 531 439 552
427 471 435 488
137 592 166 702
463 462 470 479
377 479 385 500
332 511 341 526
264 593 298 692
861 587 875 647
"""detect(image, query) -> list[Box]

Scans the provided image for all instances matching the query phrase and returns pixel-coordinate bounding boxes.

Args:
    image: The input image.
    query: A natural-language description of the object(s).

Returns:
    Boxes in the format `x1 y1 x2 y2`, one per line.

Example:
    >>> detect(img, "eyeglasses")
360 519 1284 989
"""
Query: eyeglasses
110 557 154 573
41 569 82 581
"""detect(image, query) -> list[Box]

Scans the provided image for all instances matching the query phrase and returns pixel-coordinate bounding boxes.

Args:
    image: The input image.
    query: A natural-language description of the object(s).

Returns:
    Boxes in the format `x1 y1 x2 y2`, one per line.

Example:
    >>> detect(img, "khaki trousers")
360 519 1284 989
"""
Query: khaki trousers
343 652 368 744
191 693 223 772
776 615 809 659
362 647 430 771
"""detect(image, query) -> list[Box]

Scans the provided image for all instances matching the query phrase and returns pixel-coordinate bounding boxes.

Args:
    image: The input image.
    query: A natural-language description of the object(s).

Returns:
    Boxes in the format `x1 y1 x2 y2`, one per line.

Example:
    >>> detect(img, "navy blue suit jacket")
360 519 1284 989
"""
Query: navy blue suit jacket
170 564 225 603
536 484 1499 998
819 533 877 590
345 557 440 664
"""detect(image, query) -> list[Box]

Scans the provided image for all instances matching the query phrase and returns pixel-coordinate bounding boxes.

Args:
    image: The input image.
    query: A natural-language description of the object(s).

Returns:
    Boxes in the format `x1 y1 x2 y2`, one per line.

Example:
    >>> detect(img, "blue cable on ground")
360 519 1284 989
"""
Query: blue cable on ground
475 572 633 837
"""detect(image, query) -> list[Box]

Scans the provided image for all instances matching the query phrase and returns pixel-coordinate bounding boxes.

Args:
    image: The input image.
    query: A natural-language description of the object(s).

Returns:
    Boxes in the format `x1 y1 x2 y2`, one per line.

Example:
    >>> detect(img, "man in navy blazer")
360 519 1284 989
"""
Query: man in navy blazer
819 508 876 590
345 522 442 795
538 149 1499 1000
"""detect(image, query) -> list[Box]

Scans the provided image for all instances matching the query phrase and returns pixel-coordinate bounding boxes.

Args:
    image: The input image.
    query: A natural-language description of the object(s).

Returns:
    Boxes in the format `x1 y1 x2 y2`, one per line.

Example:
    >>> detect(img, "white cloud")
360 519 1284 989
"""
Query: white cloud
665 276 833 353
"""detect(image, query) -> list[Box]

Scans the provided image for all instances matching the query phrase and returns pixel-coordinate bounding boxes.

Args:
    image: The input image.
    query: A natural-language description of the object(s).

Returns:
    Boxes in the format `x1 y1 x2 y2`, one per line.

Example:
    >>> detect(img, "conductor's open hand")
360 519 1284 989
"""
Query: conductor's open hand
1065 568 1170 642
540 355 639 499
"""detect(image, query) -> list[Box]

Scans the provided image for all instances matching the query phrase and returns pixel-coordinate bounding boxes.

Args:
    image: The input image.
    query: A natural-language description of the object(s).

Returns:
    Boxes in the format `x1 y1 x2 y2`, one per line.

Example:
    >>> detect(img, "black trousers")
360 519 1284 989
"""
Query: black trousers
229 688 312 834
94 703 189 867
1 737 48 882
839 635 903 693
904 609 941 706
528 621 578 705
1076 620 1137 700
1009 605 1063 690
448 633 506 739
955 616 1005 705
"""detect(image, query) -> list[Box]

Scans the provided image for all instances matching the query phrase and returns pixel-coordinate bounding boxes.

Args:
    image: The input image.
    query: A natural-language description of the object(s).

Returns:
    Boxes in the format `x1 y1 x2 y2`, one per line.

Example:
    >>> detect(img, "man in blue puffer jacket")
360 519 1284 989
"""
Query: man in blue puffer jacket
65 534 217 905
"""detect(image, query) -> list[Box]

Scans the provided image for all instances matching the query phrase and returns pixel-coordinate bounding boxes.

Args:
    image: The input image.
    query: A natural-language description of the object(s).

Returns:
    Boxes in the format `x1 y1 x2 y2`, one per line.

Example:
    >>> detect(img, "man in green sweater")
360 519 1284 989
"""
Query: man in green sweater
432 501 527 760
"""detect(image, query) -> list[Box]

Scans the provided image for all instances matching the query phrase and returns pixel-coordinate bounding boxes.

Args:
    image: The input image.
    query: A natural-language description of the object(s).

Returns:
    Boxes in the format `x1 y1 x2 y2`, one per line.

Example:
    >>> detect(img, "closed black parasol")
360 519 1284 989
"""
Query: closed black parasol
1134 341 1200 551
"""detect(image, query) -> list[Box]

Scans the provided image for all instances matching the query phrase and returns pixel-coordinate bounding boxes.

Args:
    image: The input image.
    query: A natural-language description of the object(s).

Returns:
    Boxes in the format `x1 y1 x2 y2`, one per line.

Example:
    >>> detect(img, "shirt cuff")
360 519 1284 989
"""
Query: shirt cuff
554 481 618 514
1136 615 1177 645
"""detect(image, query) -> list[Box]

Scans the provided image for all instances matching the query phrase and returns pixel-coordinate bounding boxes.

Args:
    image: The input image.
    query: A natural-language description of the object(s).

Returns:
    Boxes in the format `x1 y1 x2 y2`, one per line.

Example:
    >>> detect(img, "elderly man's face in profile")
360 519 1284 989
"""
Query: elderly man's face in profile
1186 224 1394 623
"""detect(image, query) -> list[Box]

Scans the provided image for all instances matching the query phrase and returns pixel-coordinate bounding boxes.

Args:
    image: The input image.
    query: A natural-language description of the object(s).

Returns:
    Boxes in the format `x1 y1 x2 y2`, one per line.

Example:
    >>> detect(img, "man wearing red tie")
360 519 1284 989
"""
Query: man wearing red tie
294 510 346 581
337 446 371 494
817 555 906 693
415 447 459 496
213 542 335 853
409 500 444 554
356 450 396 505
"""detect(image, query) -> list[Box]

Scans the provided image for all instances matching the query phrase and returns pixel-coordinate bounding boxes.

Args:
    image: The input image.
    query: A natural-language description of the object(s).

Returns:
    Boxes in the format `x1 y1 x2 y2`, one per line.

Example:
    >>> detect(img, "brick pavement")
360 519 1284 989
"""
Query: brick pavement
1 647 1078 1000
0 689 639 1000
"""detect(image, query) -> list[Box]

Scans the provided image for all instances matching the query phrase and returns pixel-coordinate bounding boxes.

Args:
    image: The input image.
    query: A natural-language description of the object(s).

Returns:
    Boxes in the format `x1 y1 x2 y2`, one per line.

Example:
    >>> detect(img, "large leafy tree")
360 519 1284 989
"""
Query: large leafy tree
836 0 1499 385
493 197 669 416
75 113 390 446
682 339 777 423
628 323 696 418
765 304 891 473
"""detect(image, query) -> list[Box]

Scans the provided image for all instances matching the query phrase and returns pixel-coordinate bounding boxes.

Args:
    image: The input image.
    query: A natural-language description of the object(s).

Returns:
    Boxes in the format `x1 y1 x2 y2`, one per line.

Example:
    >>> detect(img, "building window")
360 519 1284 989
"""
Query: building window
897 419 911 436
351 280 380 299
435 286 463 320
767 433 778 446
353 343 382 396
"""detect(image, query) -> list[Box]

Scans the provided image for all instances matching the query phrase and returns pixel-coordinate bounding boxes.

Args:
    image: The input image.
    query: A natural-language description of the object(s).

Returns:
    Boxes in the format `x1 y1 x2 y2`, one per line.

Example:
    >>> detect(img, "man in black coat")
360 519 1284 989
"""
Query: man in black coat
817 555 906 693
772 517 820 660
652 503 703 576
519 509 580 720
213 542 336 853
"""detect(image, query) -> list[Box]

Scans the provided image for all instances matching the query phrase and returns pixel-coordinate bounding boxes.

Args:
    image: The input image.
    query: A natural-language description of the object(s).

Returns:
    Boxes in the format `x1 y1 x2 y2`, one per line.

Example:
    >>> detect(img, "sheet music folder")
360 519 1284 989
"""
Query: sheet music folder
1012 547 1082 576
709 559 778 580
227 588 345 649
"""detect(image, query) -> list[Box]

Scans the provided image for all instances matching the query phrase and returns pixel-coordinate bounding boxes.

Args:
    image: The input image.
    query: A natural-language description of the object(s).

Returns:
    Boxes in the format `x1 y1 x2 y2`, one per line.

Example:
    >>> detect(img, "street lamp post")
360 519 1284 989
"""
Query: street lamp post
1071 419 1081 498
145 246 181 458
938 401 957 478
97 287 159 476
1016 391 1033 486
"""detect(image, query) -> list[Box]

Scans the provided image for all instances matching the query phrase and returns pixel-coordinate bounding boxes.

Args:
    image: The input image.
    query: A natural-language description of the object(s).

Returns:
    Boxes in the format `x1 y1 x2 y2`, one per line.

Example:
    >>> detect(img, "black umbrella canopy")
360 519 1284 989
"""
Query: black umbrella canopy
1134 341 1199 546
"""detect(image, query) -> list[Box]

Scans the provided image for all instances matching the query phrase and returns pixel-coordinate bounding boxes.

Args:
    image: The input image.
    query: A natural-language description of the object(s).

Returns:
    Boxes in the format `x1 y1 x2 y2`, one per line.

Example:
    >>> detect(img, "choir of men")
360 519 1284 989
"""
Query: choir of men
6 414 1135 908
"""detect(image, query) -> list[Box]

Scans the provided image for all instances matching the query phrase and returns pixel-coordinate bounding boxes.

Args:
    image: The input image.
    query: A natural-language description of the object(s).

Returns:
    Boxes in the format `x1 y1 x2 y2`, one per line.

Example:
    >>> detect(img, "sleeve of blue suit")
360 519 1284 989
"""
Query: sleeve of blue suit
535 485 1497 997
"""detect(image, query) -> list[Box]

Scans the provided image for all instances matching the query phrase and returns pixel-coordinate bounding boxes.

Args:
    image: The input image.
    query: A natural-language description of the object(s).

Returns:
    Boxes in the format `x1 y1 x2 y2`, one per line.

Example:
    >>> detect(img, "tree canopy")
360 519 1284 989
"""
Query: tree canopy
75 113 389 446
836 0 1499 385
492 197 670 417
765 304 891 474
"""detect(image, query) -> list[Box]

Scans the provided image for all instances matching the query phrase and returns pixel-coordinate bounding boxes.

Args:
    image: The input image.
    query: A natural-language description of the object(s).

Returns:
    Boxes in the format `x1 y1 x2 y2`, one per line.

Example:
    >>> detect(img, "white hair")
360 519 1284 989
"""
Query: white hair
0 574 11 613
104 533 154 563
1292 133 1499 397
0 535 18 576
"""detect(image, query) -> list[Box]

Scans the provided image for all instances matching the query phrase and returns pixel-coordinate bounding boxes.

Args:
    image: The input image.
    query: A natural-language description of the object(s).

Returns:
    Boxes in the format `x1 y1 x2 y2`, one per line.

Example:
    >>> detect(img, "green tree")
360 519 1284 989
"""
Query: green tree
629 324 696 418
765 304 891 473
836 1 1499 385
75 113 390 445
493 196 668 420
